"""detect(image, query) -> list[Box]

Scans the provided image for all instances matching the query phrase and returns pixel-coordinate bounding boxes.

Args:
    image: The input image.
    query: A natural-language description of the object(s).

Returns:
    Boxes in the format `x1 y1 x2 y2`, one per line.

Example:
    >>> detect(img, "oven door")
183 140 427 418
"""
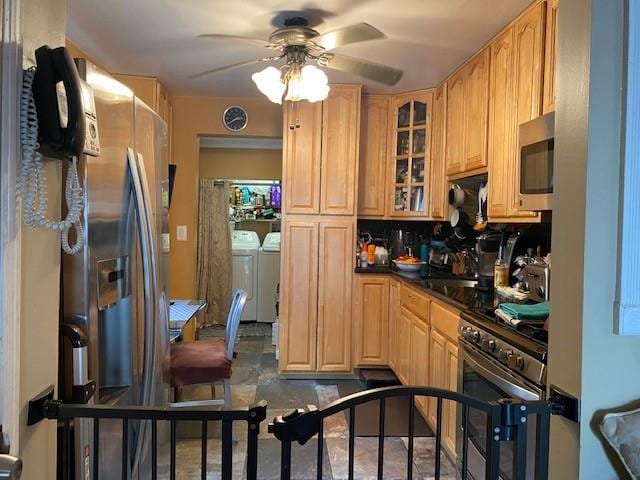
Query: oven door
457 342 544 480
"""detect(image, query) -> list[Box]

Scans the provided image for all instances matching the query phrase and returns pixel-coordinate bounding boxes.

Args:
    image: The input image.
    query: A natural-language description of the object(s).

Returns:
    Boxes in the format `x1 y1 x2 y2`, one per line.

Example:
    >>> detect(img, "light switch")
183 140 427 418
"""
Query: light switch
176 225 187 241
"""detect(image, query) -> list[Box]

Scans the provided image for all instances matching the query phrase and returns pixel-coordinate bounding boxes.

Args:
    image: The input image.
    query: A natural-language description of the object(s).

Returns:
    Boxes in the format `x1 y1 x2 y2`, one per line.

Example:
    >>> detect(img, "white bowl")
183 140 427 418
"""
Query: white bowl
393 260 427 272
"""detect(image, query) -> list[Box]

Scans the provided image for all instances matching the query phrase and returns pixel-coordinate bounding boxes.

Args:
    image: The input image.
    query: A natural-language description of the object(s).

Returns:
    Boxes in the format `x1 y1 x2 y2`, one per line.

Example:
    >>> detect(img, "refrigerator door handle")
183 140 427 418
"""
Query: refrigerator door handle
127 147 156 408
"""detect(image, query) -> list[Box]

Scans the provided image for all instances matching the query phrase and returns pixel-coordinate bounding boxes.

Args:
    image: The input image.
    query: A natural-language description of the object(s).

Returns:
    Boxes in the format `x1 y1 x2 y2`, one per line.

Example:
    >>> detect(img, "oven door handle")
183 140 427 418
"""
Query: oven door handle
461 345 542 401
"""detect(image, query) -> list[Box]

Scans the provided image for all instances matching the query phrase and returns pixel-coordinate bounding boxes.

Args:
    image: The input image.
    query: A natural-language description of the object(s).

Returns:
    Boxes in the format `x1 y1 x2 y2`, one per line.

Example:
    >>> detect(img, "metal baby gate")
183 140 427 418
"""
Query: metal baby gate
27 384 558 480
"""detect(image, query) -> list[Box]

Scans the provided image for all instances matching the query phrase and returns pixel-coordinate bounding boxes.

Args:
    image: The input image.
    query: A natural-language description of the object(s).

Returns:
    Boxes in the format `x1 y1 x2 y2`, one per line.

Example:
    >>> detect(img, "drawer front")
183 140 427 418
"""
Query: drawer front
431 301 460 342
400 285 430 320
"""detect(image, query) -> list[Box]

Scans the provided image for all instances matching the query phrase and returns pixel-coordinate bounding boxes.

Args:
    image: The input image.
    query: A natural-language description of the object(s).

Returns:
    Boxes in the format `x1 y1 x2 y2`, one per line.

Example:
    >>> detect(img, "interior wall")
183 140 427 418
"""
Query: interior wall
199 147 282 180
549 0 640 478
170 96 282 298
19 0 66 477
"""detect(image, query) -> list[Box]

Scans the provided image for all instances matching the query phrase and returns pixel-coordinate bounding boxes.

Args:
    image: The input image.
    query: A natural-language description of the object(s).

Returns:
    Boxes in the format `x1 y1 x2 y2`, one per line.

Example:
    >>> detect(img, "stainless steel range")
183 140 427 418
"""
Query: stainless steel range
456 307 548 480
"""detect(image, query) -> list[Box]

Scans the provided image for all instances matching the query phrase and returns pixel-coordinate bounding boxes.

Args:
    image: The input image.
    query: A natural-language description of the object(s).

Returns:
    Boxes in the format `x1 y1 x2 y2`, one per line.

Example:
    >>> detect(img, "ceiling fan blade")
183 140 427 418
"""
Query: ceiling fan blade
188 58 268 80
310 23 385 51
320 53 403 86
197 34 278 48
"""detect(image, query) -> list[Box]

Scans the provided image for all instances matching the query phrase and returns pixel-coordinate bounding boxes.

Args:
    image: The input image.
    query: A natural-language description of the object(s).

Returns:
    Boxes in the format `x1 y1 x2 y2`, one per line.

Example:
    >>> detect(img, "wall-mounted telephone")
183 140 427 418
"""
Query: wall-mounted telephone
18 45 100 255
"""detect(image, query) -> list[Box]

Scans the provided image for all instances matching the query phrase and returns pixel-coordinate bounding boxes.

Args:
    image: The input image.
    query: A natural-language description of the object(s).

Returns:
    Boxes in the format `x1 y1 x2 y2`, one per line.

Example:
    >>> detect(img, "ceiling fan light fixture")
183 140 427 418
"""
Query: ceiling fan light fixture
251 66 287 104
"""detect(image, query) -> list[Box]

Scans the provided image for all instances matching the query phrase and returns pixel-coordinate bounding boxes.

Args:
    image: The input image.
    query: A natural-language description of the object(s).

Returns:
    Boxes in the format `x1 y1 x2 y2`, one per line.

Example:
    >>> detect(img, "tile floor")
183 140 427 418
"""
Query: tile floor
175 329 457 479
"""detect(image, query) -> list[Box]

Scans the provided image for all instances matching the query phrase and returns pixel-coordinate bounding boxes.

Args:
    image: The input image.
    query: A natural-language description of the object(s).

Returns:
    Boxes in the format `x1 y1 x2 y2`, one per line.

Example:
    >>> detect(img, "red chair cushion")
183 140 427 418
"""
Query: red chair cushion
170 338 232 387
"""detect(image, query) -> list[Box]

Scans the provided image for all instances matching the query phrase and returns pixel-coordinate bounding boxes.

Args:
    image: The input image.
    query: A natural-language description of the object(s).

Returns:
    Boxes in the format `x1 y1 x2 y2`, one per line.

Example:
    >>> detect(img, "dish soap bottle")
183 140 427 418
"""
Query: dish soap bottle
494 243 509 288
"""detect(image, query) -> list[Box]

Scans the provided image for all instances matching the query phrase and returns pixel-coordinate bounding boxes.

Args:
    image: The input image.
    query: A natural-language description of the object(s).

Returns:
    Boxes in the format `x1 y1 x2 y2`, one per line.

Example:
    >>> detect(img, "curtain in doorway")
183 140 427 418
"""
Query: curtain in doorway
196 180 232 326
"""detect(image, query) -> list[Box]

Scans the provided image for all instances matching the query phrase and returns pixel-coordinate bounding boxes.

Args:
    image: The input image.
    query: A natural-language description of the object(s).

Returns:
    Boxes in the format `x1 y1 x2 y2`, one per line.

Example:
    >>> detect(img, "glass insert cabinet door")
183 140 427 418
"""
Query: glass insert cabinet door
390 92 433 216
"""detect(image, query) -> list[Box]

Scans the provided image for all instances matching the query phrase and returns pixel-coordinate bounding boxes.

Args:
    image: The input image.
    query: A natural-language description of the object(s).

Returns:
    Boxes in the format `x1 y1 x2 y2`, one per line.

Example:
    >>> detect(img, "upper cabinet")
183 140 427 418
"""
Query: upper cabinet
320 85 361 215
429 83 448 219
445 73 465 176
388 90 434 217
445 48 490 177
509 2 545 219
487 29 516 219
487 1 545 221
283 85 360 216
543 0 559 114
358 95 389 217
462 48 491 172
283 101 323 214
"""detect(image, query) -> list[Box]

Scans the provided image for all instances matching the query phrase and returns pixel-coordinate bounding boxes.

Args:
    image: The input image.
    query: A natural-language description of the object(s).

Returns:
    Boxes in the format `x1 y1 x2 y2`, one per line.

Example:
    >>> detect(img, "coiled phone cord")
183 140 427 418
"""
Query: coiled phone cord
18 68 84 254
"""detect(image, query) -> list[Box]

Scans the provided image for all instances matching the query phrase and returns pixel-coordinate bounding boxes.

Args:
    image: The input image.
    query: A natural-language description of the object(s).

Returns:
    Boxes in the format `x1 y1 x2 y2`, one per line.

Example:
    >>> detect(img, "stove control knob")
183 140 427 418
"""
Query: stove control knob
481 338 496 352
472 330 481 343
498 349 513 364
536 286 546 299
516 356 526 371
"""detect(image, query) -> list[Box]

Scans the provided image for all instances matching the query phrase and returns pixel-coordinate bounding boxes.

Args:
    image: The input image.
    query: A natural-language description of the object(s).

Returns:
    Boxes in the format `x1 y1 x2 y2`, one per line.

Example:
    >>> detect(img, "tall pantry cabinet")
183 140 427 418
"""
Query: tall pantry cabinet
279 85 361 373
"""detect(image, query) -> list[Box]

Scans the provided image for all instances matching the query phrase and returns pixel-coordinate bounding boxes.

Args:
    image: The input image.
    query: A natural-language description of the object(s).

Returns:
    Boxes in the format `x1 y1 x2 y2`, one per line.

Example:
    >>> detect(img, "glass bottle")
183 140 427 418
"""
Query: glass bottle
494 244 509 288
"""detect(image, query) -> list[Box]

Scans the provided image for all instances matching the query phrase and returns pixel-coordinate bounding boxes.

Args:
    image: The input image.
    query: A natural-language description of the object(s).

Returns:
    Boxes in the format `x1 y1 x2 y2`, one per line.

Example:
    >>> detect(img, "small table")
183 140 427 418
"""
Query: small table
169 299 206 343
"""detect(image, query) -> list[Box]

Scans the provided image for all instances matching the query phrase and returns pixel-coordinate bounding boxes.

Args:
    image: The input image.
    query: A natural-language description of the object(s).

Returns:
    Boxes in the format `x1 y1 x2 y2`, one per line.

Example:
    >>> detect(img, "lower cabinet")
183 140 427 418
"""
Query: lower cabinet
279 218 354 373
429 301 461 458
409 309 430 416
353 275 389 366
388 278 400 371
397 307 412 384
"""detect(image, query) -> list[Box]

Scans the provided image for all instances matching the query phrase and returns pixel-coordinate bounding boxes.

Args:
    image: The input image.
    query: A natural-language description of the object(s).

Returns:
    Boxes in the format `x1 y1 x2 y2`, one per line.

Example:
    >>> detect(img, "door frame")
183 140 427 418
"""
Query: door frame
0 0 23 450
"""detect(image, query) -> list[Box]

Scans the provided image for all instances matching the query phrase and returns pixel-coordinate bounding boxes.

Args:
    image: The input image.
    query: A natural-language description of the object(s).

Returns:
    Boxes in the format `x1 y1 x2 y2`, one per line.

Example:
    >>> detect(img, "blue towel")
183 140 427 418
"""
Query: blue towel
499 302 549 320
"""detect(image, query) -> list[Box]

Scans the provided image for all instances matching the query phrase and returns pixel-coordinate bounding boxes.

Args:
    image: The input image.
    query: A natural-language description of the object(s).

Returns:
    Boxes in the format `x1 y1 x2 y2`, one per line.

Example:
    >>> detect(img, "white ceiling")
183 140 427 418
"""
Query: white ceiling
66 0 532 97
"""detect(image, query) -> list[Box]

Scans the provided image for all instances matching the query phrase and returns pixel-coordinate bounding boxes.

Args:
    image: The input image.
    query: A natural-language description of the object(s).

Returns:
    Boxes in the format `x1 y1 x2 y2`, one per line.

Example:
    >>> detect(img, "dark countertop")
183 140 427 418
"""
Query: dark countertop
355 268 498 311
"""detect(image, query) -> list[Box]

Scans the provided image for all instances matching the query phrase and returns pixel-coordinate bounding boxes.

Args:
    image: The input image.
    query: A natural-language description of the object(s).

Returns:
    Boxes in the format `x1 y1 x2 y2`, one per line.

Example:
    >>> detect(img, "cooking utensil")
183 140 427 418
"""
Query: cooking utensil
474 182 488 231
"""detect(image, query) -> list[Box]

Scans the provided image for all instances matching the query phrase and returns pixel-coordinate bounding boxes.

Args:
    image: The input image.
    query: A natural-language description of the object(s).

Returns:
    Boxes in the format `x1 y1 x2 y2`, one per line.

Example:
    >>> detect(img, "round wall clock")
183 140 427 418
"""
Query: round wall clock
222 106 248 132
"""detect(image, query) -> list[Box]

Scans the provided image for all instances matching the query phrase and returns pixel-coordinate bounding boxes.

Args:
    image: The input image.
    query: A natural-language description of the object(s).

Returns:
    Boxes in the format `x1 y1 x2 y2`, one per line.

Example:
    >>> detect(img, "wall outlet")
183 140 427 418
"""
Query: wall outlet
176 225 187 241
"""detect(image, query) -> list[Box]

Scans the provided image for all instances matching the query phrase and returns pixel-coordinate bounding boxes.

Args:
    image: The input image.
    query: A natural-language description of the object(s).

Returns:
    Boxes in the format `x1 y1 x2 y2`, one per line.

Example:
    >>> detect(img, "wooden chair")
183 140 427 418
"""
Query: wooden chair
169 289 247 408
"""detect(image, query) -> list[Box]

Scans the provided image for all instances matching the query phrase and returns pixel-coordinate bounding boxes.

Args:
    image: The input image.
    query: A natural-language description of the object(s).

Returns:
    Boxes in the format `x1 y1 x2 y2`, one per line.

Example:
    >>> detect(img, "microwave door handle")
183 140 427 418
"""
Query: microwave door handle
462 346 541 401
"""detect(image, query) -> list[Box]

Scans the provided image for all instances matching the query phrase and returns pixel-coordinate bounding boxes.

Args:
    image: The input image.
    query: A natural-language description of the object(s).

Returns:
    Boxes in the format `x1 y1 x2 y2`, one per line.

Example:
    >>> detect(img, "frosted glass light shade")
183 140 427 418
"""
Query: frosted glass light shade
251 66 286 104
252 64 330 104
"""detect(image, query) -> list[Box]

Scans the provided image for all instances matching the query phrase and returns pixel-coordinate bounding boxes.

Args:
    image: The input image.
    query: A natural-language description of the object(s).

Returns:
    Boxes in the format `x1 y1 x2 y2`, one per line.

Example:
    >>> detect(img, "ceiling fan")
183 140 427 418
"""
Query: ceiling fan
190 17 403 103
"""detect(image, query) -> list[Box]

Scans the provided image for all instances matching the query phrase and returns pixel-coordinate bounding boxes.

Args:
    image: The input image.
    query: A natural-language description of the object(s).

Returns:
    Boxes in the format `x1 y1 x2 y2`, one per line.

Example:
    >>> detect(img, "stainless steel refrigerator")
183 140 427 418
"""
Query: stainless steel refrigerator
60 59 170 479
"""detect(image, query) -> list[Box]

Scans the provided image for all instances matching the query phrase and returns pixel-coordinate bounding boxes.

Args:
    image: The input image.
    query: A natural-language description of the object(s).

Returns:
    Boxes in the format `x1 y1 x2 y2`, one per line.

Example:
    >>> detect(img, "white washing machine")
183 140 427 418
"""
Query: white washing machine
232 230 261 322
257 232 280 323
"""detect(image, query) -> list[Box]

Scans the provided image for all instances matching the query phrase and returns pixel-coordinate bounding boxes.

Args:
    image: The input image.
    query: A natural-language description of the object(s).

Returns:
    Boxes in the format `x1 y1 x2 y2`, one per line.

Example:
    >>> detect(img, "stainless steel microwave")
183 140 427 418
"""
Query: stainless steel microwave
518 112 554 211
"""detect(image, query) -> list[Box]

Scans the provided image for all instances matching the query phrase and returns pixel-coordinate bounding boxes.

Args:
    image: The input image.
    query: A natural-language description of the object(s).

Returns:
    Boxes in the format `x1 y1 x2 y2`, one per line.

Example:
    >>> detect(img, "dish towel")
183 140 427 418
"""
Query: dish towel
499 302 550 320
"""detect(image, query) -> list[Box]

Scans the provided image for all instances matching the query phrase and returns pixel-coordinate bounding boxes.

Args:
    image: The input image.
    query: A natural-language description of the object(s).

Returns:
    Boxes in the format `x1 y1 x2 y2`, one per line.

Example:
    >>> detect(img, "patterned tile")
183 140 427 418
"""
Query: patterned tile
401 437 458 480
175 437 248 479
326 437 414 480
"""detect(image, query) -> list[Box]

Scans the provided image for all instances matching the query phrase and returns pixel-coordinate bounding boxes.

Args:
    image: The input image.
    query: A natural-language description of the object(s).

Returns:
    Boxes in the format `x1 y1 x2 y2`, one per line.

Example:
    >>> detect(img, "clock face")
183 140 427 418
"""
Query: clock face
223 106 248 132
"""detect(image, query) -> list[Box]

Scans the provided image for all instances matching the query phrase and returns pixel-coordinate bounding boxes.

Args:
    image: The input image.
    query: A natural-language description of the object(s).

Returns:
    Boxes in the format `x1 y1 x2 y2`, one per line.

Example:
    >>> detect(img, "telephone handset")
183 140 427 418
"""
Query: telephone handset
19 45 99 255
33 45 86 159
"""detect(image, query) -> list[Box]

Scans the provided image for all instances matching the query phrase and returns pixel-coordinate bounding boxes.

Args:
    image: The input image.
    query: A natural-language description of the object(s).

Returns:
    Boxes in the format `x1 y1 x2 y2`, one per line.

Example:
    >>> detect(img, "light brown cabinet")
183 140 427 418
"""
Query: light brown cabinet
445 72 465 176
388 91 434 217
444 340 459 455
409 309 430 416
428 301 461 458
388 278 400 371
353 275 390 366
427 328 446 428
397 307 412 384
487 28 516 218
358 95 389 217
543 0 559 114
320 85 361 215
279 218 355 373
317 221 354 371
284 86 360 216
279 221 319 371
463 48 491 172
283 101 323 214
430 83 448 219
